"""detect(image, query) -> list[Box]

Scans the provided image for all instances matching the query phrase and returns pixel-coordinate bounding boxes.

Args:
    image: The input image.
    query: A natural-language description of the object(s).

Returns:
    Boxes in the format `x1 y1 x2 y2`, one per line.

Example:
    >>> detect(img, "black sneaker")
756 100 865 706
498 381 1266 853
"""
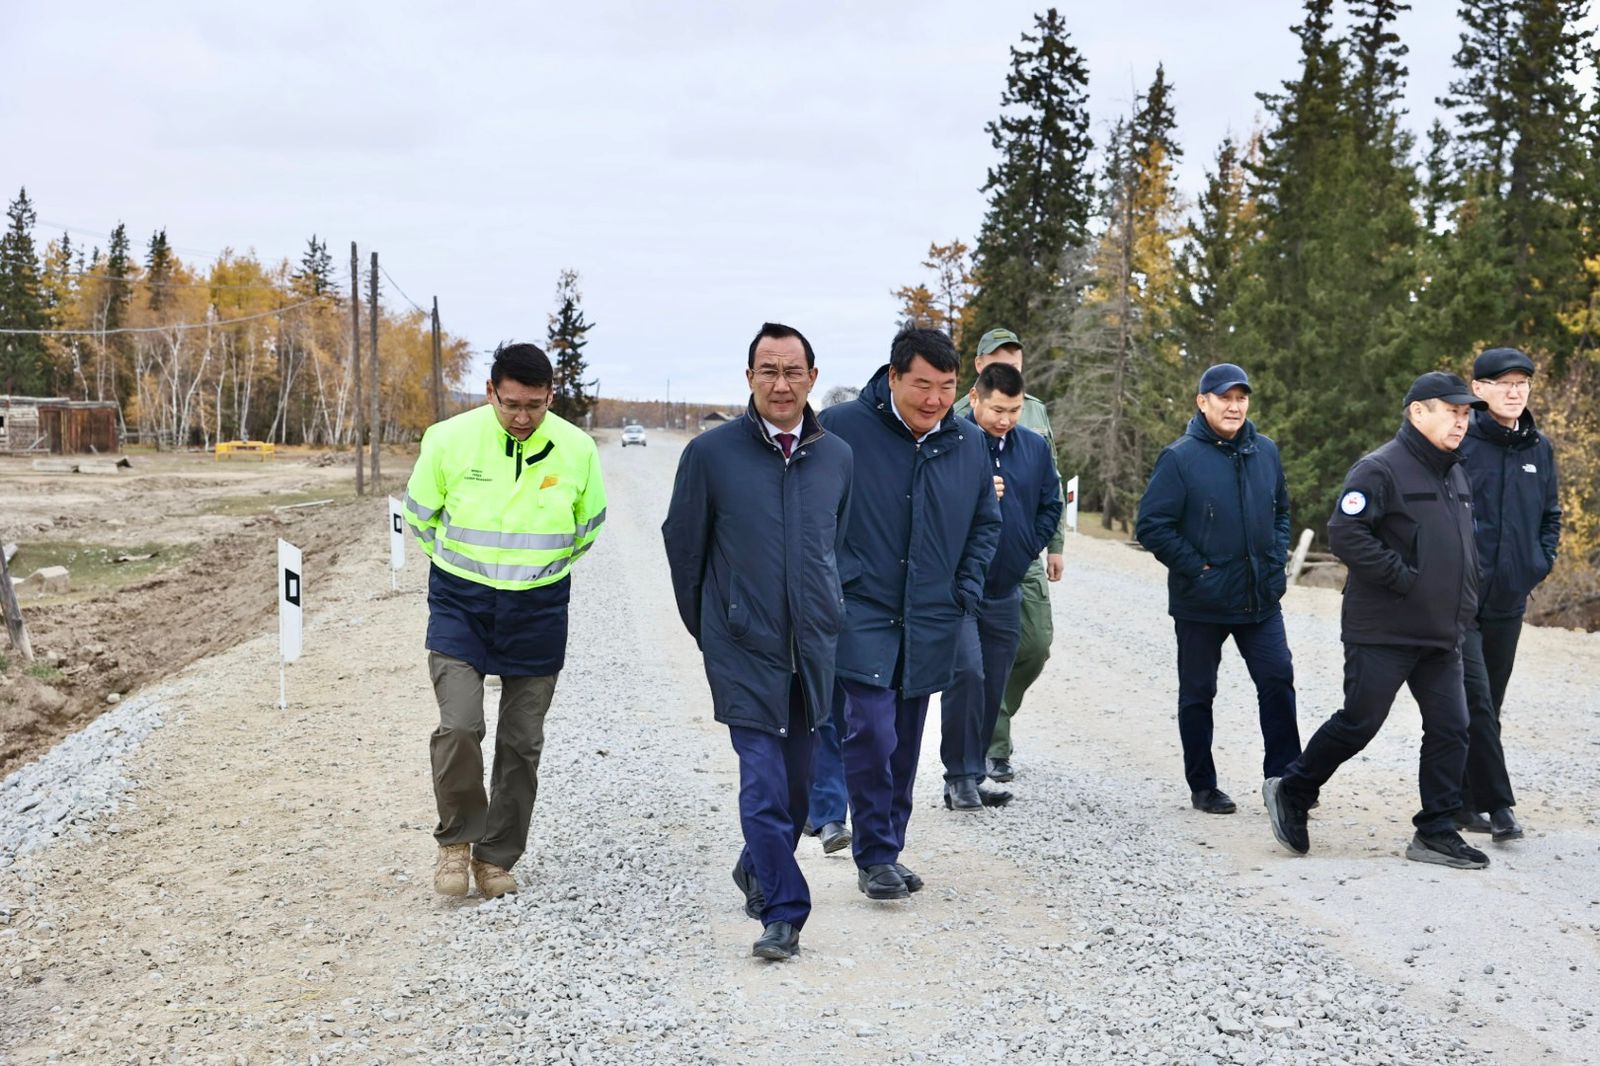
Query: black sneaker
1262 777 1310 855
1191 787 1237 814
986 757 1015 783
1406 830 1490 869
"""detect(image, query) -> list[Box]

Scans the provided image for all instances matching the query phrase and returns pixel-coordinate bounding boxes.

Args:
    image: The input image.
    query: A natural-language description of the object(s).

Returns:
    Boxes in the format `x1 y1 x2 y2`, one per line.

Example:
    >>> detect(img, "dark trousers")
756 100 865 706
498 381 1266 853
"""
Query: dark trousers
839 679 930 869
429 652 557 871
1281 642 1469 835
941 589 1023 781
1461 615 1523 812
1173 614 1301 792
806 683 850 828
730 678 815 929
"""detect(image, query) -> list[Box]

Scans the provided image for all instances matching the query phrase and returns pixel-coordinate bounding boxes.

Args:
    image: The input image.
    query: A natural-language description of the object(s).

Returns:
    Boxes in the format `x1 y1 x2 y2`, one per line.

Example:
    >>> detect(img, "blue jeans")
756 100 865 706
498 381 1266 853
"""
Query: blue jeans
839 679 930 869
730 677 815 928
941 589 1023 781
806 682 850 828
1173 614 1300 792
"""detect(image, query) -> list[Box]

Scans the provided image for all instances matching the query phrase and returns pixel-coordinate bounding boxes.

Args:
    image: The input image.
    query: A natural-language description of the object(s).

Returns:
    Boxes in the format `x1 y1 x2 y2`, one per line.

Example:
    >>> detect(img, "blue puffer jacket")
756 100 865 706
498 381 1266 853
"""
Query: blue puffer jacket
661 401 853 737
1458 409 1561 621
820 366 1001 698
966 418 1064 597
1135 413 1292 625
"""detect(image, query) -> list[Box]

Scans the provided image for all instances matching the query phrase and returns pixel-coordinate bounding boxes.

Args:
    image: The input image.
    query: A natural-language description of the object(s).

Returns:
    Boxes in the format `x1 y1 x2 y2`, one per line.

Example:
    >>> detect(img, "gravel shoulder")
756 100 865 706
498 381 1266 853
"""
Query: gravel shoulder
1 430 1595 1064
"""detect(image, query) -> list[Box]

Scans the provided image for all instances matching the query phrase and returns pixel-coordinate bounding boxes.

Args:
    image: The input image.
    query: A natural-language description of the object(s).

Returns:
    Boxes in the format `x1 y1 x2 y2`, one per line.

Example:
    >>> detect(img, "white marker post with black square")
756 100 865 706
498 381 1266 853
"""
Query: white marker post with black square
278 539 303 709
1065 475 1079 533
387 496 405 590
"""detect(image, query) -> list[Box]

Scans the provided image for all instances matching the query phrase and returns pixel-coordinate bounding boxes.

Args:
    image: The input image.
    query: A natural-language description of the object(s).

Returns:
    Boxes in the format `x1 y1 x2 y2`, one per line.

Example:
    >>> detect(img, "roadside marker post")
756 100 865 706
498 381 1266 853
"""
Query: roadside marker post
387 496 406 591
1065 475 1079 533
278 539 303 709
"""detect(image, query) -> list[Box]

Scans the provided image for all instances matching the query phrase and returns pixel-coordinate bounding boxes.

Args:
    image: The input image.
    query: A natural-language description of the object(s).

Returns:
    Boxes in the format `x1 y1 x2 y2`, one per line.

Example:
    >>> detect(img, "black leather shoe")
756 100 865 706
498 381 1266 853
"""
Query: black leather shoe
752 921 800 960
1490 807 1524 841
986 757 1015 782
858 864 910 900
1191 787 1237 814
818 821 852 854
1406 830 1490 869
978 784 1013 807
943 778 982 810
893 863 924 893
731 862 765 920
1262 777 1309 855
1455 810 1492 834
800 821 819 837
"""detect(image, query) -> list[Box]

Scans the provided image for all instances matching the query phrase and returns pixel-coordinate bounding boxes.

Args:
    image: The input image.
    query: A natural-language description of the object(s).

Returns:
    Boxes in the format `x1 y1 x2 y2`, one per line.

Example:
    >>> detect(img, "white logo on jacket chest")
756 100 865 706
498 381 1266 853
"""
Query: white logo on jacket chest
1523 463 1537 474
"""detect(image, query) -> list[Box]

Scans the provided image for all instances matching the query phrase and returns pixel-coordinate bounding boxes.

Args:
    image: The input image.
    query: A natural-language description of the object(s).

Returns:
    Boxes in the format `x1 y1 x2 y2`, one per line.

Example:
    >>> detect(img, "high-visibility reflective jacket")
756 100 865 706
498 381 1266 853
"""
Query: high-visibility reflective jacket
404 404 607 591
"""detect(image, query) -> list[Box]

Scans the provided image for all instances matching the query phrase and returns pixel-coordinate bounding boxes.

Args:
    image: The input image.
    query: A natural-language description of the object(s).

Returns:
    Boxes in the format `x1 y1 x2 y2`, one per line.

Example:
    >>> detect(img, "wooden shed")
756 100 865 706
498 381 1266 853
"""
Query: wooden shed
0 397 122 454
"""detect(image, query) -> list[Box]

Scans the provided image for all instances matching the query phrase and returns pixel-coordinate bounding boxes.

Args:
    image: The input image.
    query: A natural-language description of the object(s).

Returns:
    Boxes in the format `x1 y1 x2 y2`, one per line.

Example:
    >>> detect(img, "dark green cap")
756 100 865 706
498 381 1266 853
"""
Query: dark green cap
976 327 1022 357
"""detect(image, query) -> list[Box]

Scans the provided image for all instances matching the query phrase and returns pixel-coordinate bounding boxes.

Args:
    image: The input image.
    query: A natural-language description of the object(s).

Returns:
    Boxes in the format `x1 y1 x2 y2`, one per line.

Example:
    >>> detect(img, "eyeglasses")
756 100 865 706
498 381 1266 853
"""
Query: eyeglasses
492 389 548 416
752 367 811 384
1477 378 1532 393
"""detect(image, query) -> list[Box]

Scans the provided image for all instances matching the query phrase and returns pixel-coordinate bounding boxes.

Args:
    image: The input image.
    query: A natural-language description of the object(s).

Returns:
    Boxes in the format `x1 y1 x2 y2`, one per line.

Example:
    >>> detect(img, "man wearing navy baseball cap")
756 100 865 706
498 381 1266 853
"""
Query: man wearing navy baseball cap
1265 371 1493 869
1453 348 1562 843
1137 363 1301 816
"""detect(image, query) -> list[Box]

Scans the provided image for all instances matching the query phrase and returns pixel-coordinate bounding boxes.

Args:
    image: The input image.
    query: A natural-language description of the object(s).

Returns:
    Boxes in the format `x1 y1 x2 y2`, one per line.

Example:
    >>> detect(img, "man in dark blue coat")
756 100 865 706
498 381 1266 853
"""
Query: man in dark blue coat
662 322 853 960
1455 347 1562 842
940 362 1063 809
1136 363 1301 815
820 327 1000 900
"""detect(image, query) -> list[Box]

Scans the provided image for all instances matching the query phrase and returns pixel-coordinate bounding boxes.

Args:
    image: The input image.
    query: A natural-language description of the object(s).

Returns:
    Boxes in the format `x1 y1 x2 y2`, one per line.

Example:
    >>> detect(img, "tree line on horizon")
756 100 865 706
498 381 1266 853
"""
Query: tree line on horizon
895 0 1600 626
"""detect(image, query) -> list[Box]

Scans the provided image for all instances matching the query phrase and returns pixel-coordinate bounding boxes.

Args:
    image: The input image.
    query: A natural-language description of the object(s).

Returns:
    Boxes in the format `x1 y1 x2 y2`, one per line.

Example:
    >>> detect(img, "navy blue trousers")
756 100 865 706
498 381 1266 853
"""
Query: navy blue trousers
941 589 1023 781
1281 643 1469 835
1173 614 1301 792
839 679 930 869
1461 615 1521 812
806 682 850 828
730 678 814 929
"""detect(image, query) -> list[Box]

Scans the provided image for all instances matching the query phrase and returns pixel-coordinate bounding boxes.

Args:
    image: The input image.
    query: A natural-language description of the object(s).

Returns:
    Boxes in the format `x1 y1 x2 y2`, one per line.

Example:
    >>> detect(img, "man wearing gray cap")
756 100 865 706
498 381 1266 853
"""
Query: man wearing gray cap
1455 347 1562 843
1265 372 1491 869
1136 363 1300 816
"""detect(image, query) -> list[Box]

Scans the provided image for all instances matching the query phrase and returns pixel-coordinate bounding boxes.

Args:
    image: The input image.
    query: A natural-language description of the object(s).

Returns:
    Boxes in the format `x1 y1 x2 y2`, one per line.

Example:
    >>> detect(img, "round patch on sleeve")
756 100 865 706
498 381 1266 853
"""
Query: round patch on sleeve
1339 490 1367 516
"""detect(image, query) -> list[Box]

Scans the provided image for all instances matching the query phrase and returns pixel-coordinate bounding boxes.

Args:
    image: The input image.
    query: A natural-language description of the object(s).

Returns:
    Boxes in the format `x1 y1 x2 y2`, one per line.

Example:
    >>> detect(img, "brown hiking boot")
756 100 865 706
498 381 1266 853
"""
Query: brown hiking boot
434 844 470 896
471 858 517 898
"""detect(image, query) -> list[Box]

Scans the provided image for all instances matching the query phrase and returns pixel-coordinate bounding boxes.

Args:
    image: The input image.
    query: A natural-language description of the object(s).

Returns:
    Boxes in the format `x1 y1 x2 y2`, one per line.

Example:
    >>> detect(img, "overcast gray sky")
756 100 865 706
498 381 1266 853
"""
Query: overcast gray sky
4 1 1569 406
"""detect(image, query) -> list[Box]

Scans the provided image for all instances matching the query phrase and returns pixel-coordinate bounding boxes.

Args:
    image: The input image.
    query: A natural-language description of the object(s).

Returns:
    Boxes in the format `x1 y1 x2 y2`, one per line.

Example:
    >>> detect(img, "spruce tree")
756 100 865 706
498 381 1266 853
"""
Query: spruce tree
146 228 175 312
0 187 50 395
104 222 133 331
970 8 1094 338
1177 135 1253 372
546 269 596 422
292 234 334 298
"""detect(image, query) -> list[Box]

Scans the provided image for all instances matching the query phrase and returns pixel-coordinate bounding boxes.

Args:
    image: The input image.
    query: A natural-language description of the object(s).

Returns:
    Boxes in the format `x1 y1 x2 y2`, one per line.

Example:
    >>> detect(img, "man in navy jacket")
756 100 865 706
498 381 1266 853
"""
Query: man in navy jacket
1136 363 1301 815
820 327 1000 901
1456 347 1562 842
662 322 853 960
940 363 1063 809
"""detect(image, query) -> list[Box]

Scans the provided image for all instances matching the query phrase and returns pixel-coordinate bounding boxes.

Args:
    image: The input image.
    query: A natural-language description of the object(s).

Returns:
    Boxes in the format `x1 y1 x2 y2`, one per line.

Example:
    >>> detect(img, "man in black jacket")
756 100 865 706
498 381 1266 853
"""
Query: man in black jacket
1136 363 1300 815
1455 347 1562 842
1265 372 1491 870
662 322 853 960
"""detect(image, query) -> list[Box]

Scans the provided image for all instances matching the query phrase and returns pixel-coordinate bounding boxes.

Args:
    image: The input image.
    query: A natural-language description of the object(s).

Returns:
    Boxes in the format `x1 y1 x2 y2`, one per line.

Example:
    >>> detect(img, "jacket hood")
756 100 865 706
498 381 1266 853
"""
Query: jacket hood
1185 411 1258 453
1467 406 1540 450
861 363 963 440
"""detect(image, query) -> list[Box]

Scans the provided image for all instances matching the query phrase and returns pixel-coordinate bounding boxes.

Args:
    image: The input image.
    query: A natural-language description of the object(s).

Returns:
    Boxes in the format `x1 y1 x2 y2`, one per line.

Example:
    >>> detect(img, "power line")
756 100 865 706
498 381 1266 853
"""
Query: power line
377 262 426 315
48 268 353 292
0 296 324 336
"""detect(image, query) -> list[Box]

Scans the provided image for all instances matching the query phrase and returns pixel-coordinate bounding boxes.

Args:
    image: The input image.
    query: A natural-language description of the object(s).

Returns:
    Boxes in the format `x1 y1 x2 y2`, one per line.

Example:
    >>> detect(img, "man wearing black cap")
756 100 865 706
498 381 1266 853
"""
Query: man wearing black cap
1264 372 1491 869
1455 348 1562 843
1137 363 1300 816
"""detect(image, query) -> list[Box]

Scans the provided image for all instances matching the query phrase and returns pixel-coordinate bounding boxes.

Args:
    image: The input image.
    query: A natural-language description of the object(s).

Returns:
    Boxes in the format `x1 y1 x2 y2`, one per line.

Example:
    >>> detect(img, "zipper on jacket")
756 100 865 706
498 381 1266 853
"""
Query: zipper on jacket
1233 452 1257 615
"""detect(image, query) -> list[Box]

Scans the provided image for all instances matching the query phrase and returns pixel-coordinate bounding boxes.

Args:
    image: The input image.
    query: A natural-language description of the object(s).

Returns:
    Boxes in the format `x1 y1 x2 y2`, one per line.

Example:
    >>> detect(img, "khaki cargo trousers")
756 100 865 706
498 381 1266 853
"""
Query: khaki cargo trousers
428 652 557 872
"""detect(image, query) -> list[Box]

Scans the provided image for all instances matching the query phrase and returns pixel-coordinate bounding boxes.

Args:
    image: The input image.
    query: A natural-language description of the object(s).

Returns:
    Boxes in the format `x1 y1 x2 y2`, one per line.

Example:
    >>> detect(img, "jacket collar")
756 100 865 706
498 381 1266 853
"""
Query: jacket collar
1185 411 1257 454
742 397 824 453
862 363 962 443
481 402 555 455
1467 406 1538 449
1397 419 1460 476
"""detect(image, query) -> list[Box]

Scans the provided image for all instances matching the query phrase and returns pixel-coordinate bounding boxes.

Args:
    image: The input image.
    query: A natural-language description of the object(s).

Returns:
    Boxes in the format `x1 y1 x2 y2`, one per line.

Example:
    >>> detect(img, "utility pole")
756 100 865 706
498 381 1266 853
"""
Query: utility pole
431 296 444 424
350 241 364 496
368 251 382 489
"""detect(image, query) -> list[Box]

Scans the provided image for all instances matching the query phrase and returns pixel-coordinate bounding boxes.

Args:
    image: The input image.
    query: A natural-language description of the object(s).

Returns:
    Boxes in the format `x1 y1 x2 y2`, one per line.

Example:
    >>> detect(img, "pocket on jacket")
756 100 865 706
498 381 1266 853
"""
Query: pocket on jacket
1265 564 1288 603
726 574 751 640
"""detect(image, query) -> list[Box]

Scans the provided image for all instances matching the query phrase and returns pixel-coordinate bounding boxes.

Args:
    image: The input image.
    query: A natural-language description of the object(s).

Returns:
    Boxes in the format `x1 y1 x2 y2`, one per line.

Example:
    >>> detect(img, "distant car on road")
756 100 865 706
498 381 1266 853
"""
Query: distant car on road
621 424 647 447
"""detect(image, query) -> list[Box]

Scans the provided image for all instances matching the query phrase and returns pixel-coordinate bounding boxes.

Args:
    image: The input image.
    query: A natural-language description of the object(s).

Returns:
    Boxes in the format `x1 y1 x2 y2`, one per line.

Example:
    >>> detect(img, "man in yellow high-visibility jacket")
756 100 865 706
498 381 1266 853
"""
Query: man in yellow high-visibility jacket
404 342 607 898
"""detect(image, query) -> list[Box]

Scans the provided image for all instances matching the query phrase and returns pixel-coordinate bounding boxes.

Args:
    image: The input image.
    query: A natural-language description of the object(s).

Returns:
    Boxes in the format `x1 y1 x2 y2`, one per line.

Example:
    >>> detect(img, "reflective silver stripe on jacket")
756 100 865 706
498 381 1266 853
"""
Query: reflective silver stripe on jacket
436 508 576 551
413 525 436 544
435 546 572 584
405 494 440 523
575 508 607 538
